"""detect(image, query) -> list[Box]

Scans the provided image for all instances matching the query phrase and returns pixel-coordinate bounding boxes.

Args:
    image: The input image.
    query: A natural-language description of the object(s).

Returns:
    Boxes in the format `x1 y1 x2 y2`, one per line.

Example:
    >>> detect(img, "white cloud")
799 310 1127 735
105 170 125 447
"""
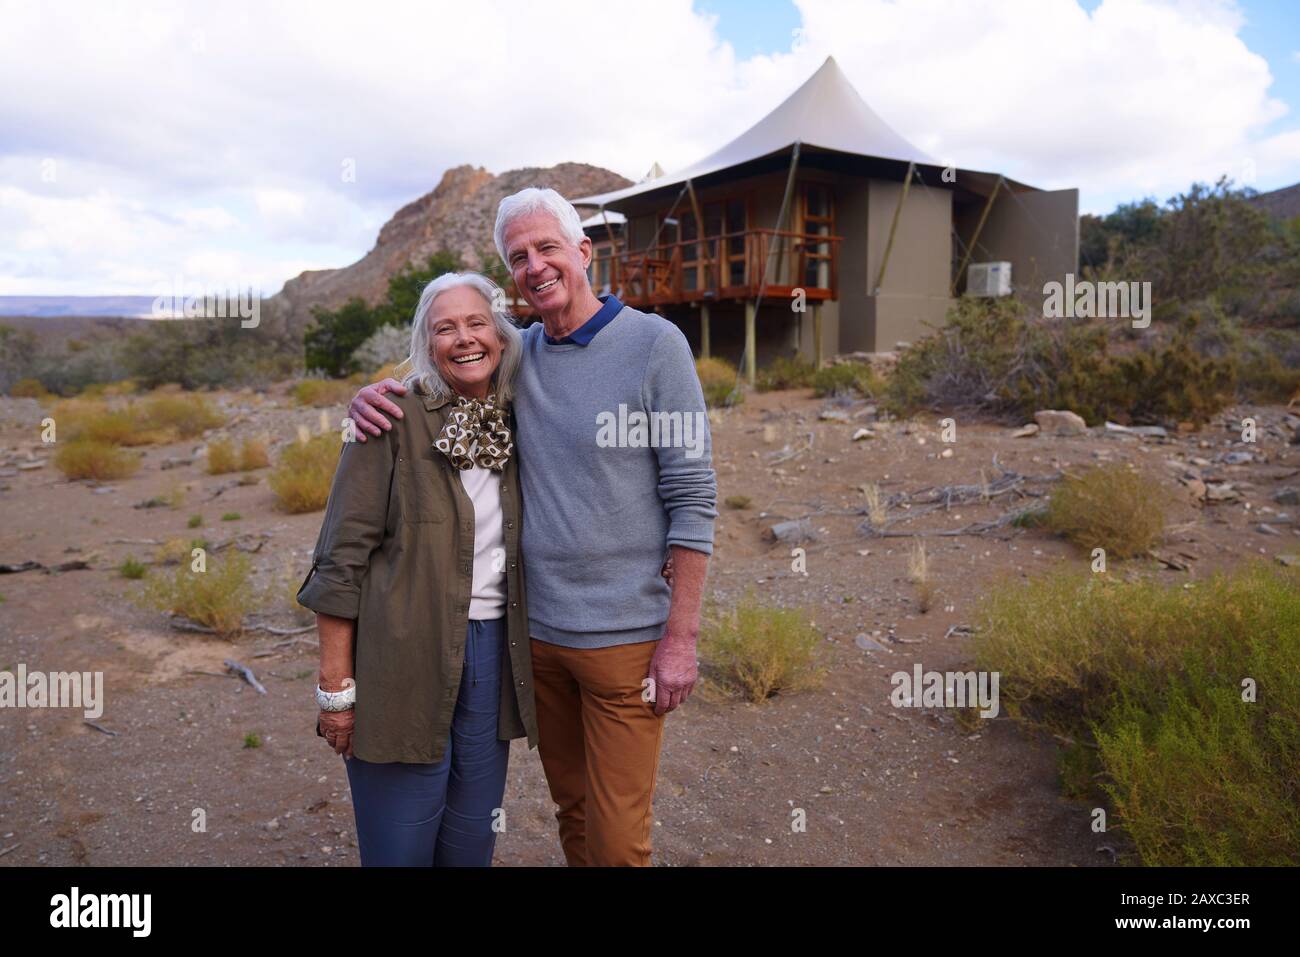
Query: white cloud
0 0 1296 294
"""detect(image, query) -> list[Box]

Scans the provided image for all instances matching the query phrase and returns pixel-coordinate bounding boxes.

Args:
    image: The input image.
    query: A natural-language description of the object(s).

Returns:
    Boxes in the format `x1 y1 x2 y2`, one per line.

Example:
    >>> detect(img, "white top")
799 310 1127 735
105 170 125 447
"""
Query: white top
458 463 506 620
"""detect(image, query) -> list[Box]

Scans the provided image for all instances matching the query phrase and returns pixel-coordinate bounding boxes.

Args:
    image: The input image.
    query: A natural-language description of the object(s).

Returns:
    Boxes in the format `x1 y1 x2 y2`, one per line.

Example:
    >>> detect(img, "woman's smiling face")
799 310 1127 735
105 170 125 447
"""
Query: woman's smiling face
428 285 504 399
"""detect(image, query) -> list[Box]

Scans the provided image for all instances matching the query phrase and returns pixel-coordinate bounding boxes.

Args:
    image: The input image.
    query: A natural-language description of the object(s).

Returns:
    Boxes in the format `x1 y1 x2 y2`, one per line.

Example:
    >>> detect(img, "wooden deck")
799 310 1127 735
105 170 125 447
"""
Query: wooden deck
506 228 841 315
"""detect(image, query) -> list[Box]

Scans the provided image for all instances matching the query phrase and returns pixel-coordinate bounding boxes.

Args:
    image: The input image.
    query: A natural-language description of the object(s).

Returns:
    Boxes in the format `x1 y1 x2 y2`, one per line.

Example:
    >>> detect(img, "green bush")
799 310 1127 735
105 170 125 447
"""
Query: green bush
695 356 741 407
119 556 147 580
53 439 140 480
1044 464 1168 559
812 362 883 399
885 297 1236 426
973 563 1300 865
755 356 816 391
270 433 341 513
139 551 260 637
699 593 825 702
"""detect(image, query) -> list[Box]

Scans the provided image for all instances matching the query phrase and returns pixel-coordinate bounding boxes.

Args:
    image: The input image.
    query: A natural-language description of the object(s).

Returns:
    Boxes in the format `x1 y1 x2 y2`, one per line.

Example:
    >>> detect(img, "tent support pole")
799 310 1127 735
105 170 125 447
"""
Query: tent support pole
744 300 757 386
812 302 823 368
598 204 619 293
874 161 915 295
700 302 711 359
737 142 801 389
685 178 710 294
770 143 802 289
951 174 1004 296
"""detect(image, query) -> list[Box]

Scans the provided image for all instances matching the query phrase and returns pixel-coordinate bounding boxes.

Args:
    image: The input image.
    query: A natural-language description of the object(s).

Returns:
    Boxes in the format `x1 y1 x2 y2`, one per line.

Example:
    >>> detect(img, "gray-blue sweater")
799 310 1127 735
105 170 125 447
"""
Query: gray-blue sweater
513 303 717 649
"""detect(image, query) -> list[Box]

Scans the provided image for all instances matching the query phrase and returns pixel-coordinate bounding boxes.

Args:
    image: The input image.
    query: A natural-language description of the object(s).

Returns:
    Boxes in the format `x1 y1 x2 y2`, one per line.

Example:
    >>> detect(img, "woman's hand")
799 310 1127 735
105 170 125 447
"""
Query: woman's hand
661 555 674 588
319 707 355 758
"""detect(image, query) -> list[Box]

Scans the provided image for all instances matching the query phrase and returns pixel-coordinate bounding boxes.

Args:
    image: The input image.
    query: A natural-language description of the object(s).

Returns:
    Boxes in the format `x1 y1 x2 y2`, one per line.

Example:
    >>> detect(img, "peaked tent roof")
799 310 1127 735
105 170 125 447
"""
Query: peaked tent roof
573 56 949 208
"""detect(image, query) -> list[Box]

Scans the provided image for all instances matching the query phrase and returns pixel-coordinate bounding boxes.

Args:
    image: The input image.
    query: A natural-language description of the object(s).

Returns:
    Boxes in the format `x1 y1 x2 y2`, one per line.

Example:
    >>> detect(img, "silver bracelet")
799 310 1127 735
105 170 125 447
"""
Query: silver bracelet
316 682 356 712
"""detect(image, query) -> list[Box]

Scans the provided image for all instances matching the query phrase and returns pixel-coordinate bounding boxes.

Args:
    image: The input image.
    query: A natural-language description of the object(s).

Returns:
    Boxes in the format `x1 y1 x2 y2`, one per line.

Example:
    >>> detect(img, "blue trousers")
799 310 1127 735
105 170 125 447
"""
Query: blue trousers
344 617 510 866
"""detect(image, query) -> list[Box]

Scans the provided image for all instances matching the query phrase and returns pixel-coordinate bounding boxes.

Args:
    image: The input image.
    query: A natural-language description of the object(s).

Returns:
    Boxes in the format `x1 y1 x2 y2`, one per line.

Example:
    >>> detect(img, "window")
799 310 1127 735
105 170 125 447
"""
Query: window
588 240 615 293
680 204 721 292
725 198 747 287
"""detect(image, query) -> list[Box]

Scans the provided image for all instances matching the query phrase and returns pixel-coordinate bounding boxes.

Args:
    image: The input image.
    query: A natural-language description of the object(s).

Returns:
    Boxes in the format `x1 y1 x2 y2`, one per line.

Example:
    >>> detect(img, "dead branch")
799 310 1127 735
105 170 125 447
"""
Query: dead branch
766 431 815 464
223 659 267 695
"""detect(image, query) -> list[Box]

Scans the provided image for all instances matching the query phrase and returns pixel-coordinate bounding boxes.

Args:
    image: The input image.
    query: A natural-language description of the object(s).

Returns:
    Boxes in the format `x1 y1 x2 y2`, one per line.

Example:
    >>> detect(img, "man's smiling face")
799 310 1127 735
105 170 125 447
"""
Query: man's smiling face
502 209 593 320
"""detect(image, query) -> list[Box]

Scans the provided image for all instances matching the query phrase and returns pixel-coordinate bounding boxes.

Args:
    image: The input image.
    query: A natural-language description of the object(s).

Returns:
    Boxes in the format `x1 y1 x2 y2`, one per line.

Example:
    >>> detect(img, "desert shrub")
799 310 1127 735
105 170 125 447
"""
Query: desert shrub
53 440 140 480
237 437 270 470
290 378 356 408
56 394 224 446
121 314 302 392
139 550 258 637
270 433 341 513
699 593 825 702
885 297 1236 426
812 361 883 399
155 538 204 564
187 514 203 529
118 556 147 579
159 482 187 509
972 563 1300 865
1236 328 1300 403
221 512 241 522
695 356 741 407
101 379 139 397
1043 464 1166 559
724 495 752 509
134 393 224 439
353 323 411 372
206 438 239 474
207 436 269 474
755 356 816 391
907 541 935 613
10 378 51 399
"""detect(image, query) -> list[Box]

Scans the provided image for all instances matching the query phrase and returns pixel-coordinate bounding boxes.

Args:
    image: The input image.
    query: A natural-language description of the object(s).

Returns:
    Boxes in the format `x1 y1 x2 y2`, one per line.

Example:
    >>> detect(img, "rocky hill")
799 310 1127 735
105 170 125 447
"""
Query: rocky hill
1248 181 1300 221
267 162 631 333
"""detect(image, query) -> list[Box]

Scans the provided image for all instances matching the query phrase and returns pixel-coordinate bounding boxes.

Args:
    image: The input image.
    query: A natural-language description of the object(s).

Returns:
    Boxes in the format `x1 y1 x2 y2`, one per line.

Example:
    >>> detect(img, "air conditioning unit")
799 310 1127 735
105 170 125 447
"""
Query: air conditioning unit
965 261 1012 297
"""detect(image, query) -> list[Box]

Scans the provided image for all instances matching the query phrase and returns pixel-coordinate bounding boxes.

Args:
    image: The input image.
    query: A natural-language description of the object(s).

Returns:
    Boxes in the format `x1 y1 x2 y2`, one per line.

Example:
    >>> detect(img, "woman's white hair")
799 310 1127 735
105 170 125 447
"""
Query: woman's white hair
493 187 585 263
403 271 523 403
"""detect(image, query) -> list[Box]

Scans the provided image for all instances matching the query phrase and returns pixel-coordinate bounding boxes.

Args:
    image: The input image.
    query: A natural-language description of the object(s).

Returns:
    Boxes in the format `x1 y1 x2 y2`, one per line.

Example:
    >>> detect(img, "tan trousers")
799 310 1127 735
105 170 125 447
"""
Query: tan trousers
530 637 666 866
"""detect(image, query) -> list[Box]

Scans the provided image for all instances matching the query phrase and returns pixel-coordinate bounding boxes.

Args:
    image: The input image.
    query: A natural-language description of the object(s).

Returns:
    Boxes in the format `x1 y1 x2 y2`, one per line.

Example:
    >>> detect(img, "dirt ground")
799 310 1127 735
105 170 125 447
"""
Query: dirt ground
1 385 1296 867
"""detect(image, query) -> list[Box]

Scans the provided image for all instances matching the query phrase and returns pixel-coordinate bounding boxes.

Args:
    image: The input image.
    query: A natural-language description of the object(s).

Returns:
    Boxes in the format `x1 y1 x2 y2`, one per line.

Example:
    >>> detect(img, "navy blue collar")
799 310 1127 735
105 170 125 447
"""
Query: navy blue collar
543 294 623 346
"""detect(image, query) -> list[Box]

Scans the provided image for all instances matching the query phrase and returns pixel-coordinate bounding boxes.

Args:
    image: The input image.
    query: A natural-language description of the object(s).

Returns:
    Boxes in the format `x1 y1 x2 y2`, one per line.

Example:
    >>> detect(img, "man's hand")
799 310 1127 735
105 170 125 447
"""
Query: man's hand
348 377 408 442
648 546 709 715
647 629 697 716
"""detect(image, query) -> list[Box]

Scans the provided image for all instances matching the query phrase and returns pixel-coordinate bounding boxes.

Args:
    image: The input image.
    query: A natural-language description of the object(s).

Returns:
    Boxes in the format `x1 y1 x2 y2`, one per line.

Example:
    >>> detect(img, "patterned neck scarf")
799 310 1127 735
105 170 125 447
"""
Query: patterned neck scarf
434 394 513 471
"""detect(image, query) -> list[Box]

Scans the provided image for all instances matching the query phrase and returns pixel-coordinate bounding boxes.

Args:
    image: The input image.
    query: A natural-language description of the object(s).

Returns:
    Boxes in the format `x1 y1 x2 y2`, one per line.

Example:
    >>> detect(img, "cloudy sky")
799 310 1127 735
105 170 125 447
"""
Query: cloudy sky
2 0 1298 297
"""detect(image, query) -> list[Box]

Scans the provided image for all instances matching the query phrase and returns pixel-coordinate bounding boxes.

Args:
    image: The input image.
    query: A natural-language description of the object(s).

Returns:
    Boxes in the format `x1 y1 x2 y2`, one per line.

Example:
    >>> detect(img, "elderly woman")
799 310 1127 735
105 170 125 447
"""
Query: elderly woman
296 271 537 867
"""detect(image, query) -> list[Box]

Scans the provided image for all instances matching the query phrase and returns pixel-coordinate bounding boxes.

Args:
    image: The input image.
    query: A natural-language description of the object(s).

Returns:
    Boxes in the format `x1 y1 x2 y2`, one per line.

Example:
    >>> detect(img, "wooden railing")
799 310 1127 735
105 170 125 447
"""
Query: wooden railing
507 228 841 314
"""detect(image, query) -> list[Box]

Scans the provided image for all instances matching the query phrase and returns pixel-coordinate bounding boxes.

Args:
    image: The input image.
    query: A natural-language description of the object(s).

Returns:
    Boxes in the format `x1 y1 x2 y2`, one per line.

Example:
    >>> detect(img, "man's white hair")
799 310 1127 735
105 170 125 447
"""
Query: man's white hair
404 271 523 403
493 187 585 263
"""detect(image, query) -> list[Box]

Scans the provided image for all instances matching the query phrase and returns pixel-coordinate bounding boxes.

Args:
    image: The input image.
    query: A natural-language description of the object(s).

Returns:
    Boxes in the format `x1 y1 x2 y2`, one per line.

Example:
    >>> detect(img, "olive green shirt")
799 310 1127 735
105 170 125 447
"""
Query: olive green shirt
297 385 538 764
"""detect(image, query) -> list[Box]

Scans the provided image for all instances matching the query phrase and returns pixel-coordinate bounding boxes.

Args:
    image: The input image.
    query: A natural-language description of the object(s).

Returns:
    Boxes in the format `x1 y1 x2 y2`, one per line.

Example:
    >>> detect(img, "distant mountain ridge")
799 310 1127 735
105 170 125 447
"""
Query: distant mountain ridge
1248 181 1300 221
0 296 159 319
265 161 632 334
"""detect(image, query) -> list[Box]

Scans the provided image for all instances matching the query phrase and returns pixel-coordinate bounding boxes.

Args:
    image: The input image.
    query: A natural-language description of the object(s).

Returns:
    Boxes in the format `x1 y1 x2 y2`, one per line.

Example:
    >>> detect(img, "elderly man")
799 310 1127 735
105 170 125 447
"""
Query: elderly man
346 187 717 866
